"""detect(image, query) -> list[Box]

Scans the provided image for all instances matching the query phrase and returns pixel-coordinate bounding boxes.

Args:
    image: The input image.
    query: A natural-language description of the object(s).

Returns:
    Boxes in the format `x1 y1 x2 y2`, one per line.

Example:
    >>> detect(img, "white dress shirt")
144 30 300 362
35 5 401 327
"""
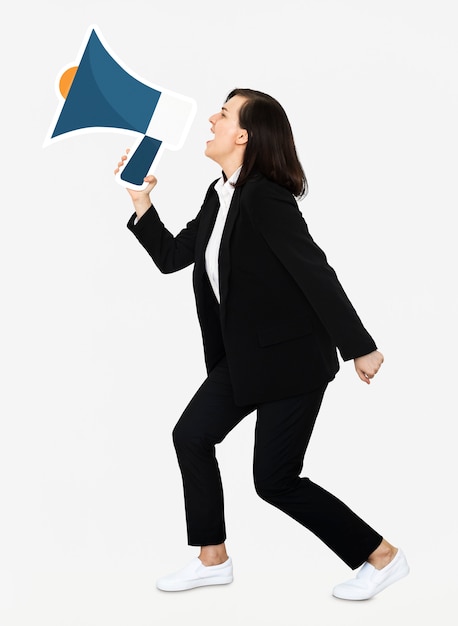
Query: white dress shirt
205 167 241 303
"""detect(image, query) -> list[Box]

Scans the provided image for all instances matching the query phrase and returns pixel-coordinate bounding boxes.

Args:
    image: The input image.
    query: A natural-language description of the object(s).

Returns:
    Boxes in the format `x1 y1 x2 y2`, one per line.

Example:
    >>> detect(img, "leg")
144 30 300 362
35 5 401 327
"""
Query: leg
172 357 254 549
253 386 383 569
367 539 398 569
156 359 253 591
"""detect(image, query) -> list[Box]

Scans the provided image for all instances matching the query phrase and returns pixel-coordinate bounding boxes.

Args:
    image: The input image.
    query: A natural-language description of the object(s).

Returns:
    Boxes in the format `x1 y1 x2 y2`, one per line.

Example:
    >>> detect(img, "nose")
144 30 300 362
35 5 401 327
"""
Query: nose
208 111 220 124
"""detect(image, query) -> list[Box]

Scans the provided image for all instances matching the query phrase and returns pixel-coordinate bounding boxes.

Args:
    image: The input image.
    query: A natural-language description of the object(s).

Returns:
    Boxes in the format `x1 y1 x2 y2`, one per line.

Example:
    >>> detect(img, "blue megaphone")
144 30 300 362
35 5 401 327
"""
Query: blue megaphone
44 26 197 189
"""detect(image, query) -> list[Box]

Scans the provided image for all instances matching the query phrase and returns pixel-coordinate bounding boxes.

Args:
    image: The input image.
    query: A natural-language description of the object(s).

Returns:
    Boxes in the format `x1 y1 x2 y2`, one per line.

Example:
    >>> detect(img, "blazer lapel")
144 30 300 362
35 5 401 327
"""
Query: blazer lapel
218 187 241 322
193 188 220 281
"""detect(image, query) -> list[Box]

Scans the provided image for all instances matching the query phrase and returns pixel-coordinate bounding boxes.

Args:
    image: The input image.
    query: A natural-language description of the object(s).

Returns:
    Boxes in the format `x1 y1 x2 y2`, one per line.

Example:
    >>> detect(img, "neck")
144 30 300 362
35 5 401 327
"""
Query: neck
221 162 242 180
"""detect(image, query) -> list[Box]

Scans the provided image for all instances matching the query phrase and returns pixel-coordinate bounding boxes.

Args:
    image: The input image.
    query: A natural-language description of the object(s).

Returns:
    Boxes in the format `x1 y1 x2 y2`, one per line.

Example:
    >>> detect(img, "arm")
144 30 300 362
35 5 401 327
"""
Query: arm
114 156 199 273
127 198 200 274
247 181 378 362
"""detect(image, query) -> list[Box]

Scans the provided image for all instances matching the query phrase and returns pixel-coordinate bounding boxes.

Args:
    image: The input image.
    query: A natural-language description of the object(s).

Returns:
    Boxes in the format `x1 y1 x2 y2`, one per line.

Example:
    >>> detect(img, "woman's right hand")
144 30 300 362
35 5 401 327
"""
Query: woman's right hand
114 149 158 220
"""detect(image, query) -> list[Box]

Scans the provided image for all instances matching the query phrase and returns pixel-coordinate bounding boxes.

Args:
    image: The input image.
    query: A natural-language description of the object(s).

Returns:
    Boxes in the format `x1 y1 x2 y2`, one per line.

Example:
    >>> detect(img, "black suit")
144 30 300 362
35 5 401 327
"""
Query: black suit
127 174 382 568
127 175 377 406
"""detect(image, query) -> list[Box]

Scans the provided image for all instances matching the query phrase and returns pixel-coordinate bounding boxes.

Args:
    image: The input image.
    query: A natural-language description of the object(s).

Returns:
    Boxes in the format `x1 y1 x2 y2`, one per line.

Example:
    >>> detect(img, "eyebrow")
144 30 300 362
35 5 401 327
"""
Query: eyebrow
221 106 228 112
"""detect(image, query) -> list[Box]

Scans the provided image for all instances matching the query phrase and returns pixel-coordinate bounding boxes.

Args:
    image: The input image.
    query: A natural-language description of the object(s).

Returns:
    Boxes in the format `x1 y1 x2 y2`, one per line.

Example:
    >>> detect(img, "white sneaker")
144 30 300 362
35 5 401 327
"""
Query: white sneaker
156 557 234 592
332 549 409 600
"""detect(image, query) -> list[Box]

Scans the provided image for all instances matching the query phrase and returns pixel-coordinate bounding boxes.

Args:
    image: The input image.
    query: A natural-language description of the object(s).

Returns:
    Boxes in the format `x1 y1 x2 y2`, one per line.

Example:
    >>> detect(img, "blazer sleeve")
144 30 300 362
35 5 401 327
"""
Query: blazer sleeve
247 182 377 361
126 205 200 274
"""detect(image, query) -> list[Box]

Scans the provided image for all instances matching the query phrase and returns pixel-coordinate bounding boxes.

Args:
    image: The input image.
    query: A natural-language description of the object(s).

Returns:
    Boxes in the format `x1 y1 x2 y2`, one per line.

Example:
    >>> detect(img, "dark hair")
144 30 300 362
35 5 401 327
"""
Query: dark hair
226 88 308 198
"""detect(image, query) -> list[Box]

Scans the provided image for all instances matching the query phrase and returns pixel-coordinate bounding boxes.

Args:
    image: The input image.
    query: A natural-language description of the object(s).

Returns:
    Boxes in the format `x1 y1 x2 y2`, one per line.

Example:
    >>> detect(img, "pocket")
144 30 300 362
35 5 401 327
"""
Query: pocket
257 319 313 347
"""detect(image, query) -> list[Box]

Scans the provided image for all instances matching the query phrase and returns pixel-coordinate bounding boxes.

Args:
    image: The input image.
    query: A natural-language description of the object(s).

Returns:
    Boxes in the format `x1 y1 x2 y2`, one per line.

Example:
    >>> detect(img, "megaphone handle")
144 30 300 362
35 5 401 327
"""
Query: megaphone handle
120 136 162 187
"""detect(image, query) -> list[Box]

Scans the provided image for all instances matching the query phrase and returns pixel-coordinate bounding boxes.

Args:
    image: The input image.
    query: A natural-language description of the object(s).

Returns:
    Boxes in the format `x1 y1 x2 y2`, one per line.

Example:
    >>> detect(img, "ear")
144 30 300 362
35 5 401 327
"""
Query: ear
235 129 248 145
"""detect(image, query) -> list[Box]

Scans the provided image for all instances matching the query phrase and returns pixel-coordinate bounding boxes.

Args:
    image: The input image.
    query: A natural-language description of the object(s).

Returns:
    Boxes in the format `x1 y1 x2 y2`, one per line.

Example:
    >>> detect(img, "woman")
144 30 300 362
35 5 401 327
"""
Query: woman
115 88 409 600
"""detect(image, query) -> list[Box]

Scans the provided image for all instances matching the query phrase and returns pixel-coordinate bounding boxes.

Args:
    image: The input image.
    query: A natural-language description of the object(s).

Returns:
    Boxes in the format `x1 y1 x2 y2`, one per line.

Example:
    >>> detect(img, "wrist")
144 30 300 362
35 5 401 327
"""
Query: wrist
134 199 152 220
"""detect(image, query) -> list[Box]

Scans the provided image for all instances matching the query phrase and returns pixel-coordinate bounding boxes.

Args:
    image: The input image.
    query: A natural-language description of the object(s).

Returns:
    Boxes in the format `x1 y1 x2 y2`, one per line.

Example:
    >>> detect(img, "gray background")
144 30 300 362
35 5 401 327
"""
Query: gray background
1 1 456 624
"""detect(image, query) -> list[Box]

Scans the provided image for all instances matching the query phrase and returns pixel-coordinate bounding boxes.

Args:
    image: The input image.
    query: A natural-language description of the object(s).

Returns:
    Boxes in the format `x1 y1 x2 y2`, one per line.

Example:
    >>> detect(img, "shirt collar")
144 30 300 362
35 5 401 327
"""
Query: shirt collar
214 166 242 195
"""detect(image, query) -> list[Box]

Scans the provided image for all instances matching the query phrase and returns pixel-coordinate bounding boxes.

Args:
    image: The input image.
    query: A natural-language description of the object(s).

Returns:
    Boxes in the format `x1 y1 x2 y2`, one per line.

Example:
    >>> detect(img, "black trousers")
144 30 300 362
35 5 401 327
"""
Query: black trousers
172 358 382 569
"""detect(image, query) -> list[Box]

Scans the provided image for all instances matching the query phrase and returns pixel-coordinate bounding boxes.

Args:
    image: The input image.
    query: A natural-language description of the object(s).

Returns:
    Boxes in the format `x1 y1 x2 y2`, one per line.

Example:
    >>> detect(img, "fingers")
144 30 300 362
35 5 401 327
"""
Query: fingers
356 368 371 384
359 364 380 382
113 149 131 174
354 351 384 384
113 149 157 198
365 365 380 378
140 175 158 194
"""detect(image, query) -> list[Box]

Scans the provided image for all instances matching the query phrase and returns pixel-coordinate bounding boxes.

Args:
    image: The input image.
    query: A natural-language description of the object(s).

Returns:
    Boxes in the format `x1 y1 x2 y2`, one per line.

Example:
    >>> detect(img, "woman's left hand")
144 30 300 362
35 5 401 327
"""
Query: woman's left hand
354 350 384 384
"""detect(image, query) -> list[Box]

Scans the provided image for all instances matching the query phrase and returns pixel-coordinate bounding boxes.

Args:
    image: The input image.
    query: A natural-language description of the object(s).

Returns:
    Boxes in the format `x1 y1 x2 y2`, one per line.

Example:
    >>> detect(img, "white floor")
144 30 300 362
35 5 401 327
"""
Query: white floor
0 553 449 626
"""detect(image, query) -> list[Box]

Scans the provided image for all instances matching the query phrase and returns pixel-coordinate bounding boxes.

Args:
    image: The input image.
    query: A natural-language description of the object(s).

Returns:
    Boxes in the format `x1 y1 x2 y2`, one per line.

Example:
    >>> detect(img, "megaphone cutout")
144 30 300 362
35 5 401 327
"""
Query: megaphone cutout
44 26 197 189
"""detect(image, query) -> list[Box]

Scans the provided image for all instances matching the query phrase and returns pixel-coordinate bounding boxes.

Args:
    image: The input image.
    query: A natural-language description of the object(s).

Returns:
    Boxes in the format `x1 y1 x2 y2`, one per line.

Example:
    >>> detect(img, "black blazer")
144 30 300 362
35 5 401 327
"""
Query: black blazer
127 175 377 406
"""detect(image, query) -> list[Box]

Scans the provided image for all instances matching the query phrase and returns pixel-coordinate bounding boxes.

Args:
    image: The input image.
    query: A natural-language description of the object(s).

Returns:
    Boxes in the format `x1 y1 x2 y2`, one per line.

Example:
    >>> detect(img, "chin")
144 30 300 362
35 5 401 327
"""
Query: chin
205 148 217 163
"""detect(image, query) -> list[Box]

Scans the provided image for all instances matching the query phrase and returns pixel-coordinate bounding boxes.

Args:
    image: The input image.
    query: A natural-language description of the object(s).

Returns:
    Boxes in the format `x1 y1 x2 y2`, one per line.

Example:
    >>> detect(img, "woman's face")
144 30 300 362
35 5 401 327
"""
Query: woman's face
205 95 248 170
